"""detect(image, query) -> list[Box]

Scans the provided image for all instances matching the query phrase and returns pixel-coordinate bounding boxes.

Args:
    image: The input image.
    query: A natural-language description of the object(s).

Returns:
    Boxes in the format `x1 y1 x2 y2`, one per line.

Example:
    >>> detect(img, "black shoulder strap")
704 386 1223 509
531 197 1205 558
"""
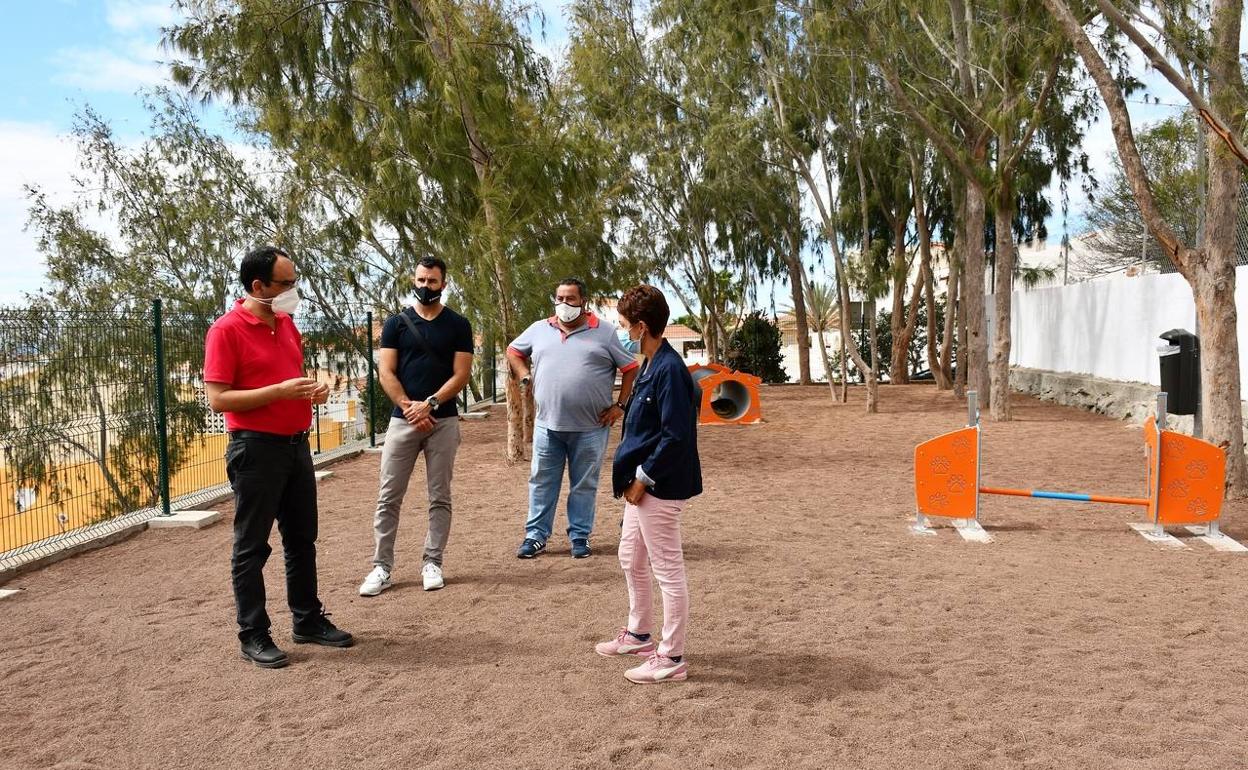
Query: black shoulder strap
397 308 428 354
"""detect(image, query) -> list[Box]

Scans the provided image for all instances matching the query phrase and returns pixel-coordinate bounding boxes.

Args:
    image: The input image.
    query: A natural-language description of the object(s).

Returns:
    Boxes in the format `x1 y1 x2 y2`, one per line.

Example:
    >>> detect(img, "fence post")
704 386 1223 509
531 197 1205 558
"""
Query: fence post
366 311 376 447
152 299 172 516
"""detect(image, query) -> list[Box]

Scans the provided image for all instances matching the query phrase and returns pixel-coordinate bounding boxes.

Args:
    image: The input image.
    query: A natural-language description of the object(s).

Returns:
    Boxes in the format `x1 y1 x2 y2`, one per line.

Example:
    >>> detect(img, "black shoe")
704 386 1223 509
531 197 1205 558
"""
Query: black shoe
516 538 546 559
240 633 290 669
571 539 591 559
292 612 355 648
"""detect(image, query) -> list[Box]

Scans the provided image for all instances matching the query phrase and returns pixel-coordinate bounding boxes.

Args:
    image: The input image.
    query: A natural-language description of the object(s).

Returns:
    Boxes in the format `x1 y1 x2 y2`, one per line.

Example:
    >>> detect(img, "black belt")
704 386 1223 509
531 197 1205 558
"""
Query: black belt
229 430 310 444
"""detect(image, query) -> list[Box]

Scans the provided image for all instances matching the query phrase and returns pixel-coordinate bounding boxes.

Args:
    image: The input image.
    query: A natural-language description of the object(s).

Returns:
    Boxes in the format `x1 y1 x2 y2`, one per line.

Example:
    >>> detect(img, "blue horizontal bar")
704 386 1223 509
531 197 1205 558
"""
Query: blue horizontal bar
1031 490 1092 502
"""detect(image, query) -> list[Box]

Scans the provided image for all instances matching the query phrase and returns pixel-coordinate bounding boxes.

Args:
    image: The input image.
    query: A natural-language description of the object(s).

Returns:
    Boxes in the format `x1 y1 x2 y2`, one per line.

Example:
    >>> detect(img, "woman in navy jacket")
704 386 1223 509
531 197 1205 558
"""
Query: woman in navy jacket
594 285 701 684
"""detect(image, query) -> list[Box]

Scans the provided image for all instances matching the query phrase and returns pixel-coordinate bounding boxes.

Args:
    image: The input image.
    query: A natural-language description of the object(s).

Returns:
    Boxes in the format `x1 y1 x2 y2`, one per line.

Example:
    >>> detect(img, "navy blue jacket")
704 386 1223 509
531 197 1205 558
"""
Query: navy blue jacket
612 340 703 501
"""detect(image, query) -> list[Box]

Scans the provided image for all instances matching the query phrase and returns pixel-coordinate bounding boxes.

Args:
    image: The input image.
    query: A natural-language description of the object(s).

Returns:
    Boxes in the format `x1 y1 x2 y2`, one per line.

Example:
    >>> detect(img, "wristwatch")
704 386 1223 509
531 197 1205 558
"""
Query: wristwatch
519 375 532 387
425 395 440 409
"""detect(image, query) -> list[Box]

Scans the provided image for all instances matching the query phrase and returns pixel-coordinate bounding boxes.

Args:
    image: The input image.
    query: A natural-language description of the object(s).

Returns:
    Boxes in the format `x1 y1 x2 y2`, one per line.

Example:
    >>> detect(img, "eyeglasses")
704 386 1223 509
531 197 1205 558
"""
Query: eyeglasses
552 296 583 307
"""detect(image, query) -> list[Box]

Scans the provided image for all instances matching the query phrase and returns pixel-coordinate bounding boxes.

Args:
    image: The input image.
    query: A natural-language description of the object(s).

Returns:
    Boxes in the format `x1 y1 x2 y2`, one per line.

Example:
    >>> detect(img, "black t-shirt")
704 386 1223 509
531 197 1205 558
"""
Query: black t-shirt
380 306 473 419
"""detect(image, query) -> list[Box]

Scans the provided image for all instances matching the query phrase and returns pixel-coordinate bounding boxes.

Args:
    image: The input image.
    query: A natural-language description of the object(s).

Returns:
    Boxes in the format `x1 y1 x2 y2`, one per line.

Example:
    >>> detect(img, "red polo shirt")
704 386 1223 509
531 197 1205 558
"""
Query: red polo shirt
204 299 313 434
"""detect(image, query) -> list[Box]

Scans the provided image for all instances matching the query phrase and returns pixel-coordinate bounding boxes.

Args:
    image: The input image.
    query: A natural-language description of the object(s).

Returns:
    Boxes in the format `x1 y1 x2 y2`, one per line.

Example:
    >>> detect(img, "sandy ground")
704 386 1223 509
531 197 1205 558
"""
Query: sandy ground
2 385 1247 770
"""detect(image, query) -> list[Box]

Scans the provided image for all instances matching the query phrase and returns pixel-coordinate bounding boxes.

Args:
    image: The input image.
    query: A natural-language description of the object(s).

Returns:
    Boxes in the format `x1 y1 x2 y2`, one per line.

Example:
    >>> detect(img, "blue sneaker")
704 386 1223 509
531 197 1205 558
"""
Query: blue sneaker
571 539 591 559
516 538 546 559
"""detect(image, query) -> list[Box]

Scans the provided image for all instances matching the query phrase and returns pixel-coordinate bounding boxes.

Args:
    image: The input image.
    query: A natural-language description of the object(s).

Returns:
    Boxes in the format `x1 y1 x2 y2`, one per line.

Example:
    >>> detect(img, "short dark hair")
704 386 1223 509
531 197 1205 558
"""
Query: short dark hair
417 256 447 279
556 277 587 301
239 246 289 293
617 284 669 336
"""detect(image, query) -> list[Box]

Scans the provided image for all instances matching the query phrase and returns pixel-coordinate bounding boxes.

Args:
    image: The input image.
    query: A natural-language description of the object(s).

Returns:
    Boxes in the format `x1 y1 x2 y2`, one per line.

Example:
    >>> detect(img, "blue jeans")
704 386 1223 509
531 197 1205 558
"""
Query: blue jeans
525 425 611 542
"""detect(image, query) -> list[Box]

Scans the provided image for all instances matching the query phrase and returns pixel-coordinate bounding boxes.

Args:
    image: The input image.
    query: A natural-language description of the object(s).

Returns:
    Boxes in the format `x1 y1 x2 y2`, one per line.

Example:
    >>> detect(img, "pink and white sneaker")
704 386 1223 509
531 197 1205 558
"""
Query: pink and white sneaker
624 652 688 684
594 628 657 657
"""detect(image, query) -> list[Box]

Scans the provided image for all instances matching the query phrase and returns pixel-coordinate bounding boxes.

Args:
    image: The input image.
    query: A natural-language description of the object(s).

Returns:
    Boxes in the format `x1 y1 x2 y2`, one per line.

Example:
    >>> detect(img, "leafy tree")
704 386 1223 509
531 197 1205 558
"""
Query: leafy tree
1042 0 1248 494
170 0 632 461
726 312 787 384
1079 111 1202 278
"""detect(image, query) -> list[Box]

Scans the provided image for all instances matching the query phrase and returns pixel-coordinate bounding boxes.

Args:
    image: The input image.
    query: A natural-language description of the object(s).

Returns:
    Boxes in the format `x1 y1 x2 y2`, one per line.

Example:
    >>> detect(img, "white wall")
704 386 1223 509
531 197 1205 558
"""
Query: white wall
1000 267 1248 387
781 330 842 383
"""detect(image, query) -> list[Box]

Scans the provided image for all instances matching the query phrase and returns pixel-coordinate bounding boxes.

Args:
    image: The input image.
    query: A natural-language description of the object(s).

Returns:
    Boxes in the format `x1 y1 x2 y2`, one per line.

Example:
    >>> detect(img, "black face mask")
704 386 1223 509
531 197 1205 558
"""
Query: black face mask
415 286 442 305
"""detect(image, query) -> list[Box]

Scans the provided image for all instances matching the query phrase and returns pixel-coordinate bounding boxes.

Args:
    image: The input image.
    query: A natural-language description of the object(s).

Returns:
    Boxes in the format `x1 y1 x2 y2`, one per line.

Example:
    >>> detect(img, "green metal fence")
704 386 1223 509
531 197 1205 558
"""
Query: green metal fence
0 301 505 572
0 302 391 571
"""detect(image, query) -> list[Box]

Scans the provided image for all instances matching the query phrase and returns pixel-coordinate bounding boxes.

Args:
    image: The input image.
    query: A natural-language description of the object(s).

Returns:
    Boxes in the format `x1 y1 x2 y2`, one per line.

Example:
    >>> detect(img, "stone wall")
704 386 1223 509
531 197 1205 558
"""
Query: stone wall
1009 367 1203 433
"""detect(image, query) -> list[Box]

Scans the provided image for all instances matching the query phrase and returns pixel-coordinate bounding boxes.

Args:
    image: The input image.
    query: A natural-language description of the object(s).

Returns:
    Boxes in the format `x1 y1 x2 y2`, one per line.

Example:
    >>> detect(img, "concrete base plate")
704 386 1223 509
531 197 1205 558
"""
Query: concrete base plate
147 510 221 529
314 471 334 481
1129 522 1186 548
909 520 938 537
953 518 993 543
0 588 21 600
1184 525 1248 553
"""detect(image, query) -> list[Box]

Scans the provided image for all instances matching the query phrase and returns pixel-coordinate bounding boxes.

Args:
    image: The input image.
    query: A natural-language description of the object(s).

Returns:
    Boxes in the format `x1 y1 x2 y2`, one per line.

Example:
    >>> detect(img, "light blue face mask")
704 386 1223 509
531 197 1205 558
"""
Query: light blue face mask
618 329 640 354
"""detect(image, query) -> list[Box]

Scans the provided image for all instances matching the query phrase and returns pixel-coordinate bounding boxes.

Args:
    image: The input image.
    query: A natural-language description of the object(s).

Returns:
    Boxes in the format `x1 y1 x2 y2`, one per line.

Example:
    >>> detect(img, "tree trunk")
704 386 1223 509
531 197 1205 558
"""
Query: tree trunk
1044 0 1247 494
867 298 881 405
783 228 813 385
962 174 990 403
889 214 910 383
938 256 959 390
833 257 877 411
924 258 948 388
990 181 1016 421
1198 0 1247 493
815 329 836 399
899 262 925 382
413 0 523 460
839 333 849 402
955 267 968 399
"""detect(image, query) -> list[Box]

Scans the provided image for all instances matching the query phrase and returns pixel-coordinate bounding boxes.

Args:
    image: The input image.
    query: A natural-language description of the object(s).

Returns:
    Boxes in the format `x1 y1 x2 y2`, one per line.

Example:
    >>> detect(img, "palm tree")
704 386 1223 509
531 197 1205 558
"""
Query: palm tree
787 279 841 400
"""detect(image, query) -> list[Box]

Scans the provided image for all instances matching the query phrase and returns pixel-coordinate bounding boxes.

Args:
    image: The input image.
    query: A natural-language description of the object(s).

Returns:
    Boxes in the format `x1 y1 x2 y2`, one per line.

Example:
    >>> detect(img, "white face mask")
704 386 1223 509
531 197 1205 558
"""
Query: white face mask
260 287 301 315
555 302 583 323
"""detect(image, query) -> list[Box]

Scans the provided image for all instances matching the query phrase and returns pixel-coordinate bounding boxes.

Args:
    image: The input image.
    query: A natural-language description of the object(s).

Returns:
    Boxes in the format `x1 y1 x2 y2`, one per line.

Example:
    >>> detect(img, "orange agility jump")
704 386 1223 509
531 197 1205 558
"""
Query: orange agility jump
912 392 1243 549
688 363 762 425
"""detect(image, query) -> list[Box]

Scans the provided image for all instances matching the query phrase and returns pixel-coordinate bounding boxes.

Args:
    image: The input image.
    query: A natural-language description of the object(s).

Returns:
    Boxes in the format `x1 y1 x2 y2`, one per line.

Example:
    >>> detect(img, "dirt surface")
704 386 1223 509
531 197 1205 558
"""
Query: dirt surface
3 385 1248 770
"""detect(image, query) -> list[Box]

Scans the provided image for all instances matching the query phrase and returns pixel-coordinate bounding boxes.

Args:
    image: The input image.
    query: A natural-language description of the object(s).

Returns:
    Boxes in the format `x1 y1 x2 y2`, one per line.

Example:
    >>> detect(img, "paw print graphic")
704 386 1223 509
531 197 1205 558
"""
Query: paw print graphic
947 474 967 493
952 435 971 454
1186 498 1209 518
928 493 949 510
1185 460 1208 480
1166 479 1190 499
930 456 950 474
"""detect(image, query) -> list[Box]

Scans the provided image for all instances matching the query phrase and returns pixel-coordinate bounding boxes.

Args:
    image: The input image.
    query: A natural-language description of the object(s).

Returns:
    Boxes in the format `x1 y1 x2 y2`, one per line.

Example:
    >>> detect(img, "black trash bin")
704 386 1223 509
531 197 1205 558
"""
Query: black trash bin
1158 328 1200 415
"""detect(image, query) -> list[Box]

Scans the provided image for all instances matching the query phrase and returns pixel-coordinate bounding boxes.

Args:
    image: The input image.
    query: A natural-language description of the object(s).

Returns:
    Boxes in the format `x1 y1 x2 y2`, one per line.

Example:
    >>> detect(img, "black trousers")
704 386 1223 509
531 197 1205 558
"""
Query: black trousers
226 436 322 641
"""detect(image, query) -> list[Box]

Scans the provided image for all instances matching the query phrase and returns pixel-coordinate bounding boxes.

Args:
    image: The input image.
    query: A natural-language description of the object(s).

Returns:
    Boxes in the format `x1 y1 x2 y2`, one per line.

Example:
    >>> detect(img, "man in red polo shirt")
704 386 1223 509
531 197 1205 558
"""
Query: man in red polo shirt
204 246 354 669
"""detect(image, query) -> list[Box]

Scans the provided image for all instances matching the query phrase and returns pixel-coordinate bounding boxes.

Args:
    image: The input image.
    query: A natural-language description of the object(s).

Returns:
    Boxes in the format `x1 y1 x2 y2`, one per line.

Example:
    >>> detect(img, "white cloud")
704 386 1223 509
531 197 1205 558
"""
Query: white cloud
51 39 171 93
0 122 82 304
50 1 183 94
105 0 178 33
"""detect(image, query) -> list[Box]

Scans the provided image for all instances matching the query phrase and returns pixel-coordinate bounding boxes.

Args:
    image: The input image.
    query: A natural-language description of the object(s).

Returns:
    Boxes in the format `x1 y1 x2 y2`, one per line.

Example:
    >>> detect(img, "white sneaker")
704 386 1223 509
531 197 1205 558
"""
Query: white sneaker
359 565 392 596
422 562 445 591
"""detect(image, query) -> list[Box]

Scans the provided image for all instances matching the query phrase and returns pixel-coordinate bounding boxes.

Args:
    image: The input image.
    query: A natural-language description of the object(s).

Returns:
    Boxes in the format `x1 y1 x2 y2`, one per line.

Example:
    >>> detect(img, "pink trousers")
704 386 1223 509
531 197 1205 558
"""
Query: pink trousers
618 494 689 658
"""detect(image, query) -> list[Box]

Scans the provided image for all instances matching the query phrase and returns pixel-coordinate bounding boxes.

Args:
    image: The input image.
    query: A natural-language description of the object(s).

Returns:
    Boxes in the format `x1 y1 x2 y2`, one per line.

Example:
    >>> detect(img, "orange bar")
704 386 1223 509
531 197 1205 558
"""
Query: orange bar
1086 494 1150 507
979 486 1031 498
979 487 1148 507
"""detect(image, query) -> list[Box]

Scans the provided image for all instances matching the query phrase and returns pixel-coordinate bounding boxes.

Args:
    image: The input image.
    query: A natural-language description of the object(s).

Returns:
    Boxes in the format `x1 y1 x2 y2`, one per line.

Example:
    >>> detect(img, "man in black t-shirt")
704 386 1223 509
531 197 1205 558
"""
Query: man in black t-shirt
359 256 473 596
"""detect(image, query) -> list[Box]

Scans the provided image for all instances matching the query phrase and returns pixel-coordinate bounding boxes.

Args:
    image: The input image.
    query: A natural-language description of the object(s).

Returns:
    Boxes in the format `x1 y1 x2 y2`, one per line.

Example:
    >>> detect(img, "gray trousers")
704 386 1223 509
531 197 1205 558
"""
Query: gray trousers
372 416 461 570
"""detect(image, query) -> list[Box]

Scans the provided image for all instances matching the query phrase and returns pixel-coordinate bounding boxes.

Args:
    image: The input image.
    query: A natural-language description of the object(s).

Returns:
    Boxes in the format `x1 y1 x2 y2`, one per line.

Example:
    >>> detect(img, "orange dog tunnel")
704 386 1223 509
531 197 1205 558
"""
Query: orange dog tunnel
912 392 1237 547
688 363 762 425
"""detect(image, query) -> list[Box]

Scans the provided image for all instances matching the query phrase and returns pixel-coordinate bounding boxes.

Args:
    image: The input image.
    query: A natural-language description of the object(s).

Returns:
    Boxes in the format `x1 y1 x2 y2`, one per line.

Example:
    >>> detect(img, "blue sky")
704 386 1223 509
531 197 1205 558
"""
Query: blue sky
0 1 1199 306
